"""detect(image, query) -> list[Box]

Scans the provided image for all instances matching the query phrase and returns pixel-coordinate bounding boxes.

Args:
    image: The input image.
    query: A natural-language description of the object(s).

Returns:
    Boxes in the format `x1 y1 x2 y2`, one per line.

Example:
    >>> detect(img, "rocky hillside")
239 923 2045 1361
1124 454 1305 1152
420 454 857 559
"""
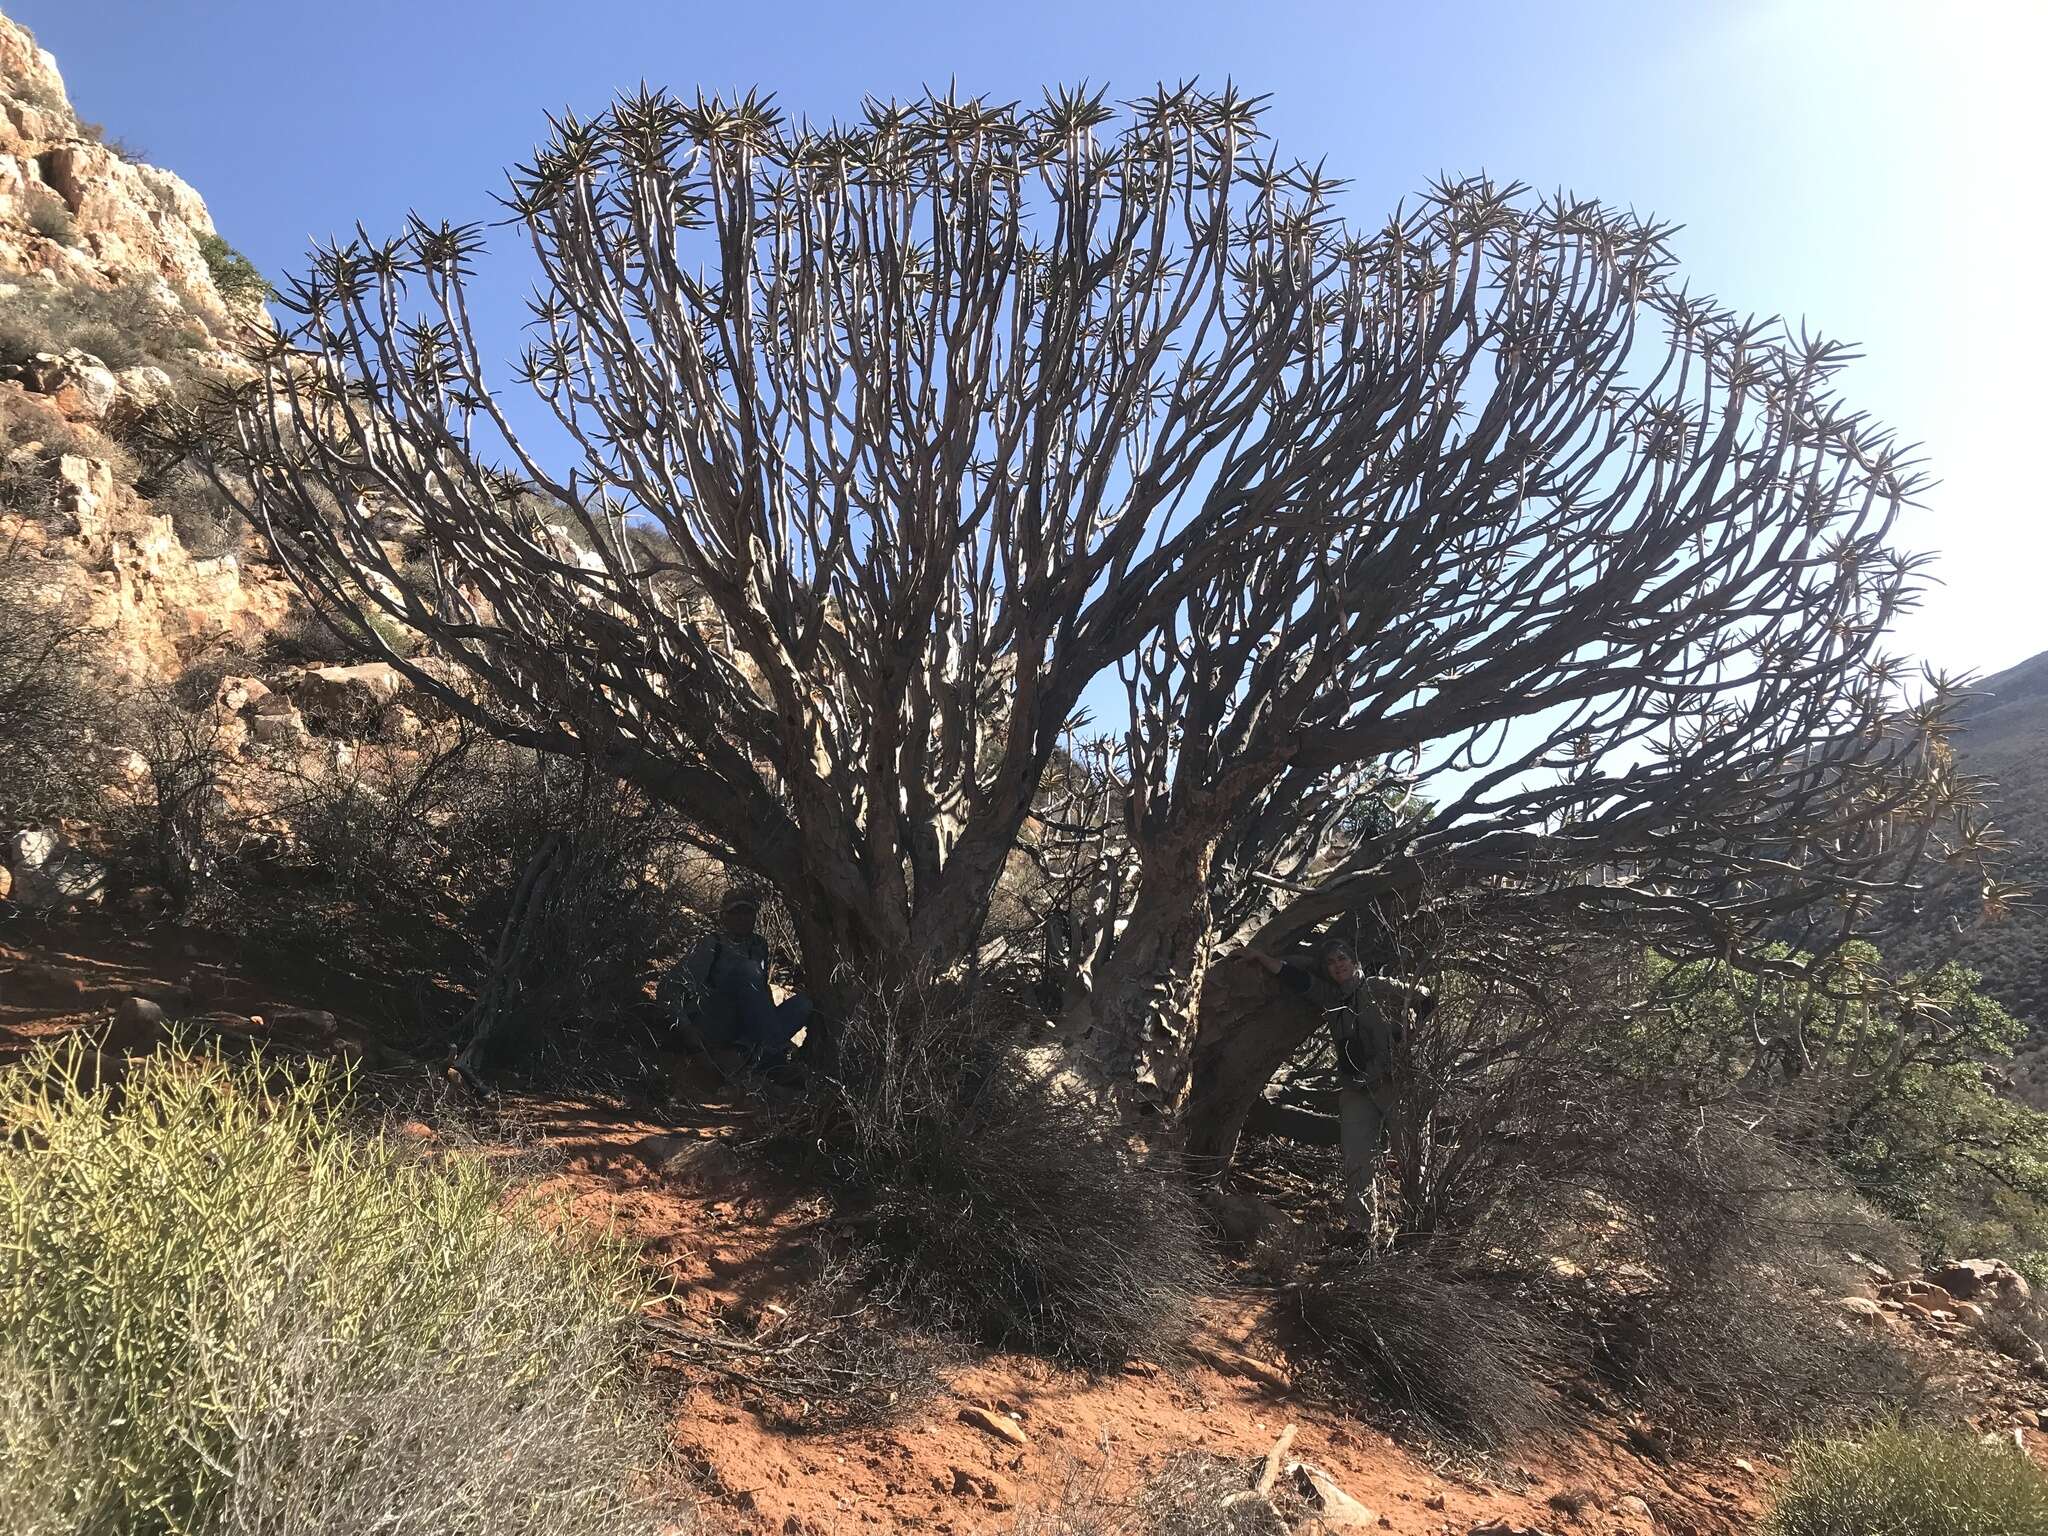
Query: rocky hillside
0 9 296 685
1865 649 2048 1107
1889 652 2048 1019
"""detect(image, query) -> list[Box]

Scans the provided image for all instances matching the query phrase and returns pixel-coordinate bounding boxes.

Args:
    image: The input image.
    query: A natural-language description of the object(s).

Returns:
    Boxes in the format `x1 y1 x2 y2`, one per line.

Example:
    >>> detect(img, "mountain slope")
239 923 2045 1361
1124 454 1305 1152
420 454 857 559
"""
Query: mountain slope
1889 650 2048 1035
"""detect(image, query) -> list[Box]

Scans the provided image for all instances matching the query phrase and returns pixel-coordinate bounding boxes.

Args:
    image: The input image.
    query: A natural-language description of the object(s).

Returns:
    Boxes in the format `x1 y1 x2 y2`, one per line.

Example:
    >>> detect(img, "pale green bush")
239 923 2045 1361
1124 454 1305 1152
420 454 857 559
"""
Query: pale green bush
0 1038 685 1536
1766 1421 2048 1536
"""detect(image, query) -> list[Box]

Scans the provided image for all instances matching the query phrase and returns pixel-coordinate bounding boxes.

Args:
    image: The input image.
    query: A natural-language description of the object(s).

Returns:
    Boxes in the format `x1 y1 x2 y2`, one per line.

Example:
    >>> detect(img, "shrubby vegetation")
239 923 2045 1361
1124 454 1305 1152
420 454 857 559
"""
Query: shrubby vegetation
1009 1452 1306 1536
0 276 207 380
1621 947 2048 1279
7 69 2047 1526
26 200 76 246
143 460 242 557
784 996 1213 1365
0 1039 681 1536
1766 1421 2048 1536
0 540 105 829
197 232 274 307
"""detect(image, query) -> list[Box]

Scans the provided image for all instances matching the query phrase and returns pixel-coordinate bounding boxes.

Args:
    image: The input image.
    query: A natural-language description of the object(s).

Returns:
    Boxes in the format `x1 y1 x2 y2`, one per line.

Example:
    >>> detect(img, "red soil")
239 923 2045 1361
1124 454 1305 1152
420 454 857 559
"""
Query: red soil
6 916 2034 1535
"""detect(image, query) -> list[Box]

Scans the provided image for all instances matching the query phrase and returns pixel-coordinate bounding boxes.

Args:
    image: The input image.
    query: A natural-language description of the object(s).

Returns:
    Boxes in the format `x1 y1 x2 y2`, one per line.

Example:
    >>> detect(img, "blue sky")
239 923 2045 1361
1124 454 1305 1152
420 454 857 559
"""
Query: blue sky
17 0 2045 680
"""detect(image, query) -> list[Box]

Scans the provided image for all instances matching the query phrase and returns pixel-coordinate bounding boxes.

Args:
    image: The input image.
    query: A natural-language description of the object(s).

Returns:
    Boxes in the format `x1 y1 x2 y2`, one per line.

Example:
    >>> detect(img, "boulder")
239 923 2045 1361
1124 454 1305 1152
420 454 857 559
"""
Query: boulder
246 702 310 748
113 365 176 416
1839 1296 1888 1325
53 452 116 554
1931 1259 2032 1311
9 351 118 423
287 663 407 733
329 1032 386 1073
5 827 106 910
1289 1463 1377 1529
108 995 168 1052
55 362 119 423
268 1007 340 1040
9 961 86 1000
377 702 422 741
212 674 271 715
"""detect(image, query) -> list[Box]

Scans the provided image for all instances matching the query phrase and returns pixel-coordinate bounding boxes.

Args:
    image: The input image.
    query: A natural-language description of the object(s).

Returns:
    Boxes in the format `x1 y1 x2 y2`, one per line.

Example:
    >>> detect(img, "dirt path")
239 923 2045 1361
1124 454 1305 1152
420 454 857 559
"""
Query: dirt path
0 917 1792 1535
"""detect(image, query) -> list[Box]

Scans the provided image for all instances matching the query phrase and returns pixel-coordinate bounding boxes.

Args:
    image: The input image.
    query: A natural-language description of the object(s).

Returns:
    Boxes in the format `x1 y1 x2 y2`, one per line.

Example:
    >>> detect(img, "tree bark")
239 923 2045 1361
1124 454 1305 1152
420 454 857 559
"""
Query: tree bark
1177 959 1324 1180
1064 839 1216 1099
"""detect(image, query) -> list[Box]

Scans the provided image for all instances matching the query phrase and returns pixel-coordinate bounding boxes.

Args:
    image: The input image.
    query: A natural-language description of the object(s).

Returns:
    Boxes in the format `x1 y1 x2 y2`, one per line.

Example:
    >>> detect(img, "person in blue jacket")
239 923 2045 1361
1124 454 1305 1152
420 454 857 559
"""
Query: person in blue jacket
663 884 812 1070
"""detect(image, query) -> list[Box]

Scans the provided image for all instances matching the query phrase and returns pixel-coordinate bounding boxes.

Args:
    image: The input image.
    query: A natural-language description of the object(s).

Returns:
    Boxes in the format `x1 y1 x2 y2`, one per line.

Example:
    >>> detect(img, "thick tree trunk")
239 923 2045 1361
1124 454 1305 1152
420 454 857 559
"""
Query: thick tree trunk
1063 846 1215 1101
1176 958 1323 1181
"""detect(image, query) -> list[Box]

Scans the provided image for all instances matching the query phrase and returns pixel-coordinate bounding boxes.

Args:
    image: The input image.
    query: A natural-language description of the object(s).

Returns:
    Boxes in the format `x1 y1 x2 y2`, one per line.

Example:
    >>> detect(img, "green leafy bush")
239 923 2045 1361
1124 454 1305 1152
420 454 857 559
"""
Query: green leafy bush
198 232 275 306
1766 1421 2048 1535
0 1039 681 1536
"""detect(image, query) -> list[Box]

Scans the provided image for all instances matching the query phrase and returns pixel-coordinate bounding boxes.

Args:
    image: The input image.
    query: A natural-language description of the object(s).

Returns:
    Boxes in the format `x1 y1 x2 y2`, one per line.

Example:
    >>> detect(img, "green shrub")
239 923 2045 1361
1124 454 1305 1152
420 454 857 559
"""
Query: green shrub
198 232 275 307
1766 1421 2048 1535
0 1038 681 1536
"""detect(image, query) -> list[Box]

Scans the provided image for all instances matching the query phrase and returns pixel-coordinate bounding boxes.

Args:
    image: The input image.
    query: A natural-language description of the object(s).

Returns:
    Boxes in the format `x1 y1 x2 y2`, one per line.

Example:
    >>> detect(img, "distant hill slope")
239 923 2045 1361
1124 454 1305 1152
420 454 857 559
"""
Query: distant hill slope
1887 649 2048 1037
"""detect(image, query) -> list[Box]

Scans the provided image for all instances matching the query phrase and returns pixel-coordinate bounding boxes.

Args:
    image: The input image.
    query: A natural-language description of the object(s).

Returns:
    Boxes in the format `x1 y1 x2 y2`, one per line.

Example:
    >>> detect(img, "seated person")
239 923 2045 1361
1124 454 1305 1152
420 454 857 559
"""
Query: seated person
663 884 811 1070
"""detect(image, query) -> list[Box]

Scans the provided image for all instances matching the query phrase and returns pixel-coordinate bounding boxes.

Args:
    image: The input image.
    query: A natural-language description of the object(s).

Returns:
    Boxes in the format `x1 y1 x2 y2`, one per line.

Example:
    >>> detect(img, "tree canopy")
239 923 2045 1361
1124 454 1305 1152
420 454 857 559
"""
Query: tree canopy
186 84 2000 1160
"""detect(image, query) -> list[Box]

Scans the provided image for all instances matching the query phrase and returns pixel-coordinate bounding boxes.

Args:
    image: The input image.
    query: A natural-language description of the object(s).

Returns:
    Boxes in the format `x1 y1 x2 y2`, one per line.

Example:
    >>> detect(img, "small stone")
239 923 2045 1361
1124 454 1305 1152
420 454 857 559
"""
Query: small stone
1195 1344 1292 1392
1839 1296 1886 1324
1613 1494 1653 1519
958 1405 1028 1446
949 1467 1013 1507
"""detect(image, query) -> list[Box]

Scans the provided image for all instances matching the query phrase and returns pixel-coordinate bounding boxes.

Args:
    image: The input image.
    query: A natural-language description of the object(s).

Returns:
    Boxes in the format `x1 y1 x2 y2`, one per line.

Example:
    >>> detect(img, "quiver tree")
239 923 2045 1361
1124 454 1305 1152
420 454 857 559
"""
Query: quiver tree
185 85 1992 1111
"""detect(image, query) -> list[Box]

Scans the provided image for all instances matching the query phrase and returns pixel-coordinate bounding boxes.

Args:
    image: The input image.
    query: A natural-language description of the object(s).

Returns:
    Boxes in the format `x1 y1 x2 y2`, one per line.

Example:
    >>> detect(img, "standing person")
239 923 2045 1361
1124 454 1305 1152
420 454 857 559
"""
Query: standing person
1242 939 1435 1236
664 884 812 1070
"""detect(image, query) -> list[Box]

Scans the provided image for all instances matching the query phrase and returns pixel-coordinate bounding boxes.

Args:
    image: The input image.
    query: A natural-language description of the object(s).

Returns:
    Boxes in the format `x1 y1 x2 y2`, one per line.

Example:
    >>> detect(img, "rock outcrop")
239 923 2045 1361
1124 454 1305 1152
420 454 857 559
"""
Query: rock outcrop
1 9 298 686
0 13 243 314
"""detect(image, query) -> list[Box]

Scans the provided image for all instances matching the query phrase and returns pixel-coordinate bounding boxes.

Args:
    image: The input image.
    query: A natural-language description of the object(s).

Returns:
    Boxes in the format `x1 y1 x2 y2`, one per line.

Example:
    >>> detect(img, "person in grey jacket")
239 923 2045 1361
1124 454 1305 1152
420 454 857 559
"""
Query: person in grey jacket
1243 939 1435 1235
663 885 812 1069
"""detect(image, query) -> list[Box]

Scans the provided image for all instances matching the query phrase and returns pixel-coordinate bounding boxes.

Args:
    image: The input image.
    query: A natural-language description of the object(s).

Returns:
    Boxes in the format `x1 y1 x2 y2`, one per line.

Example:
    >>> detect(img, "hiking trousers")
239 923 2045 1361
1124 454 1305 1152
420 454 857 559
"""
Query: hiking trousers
1336 1085 1393 1233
